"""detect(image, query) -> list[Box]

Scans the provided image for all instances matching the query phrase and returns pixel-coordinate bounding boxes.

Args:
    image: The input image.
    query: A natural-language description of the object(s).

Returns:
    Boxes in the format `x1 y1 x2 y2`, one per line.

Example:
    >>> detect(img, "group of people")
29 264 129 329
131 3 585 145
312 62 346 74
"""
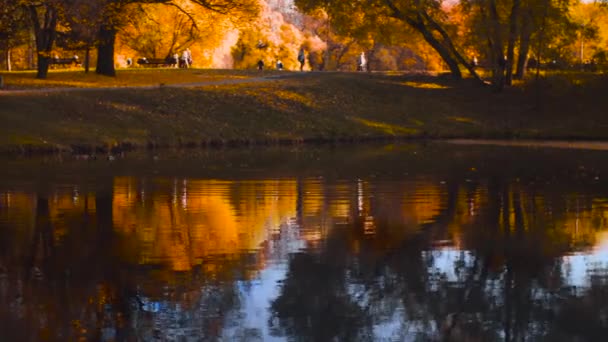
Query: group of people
256 59 284 70
127 48 193 68
128 46 370 72
295 48 367 72
256 48 304 71
172 48 192 68
259 47 365 72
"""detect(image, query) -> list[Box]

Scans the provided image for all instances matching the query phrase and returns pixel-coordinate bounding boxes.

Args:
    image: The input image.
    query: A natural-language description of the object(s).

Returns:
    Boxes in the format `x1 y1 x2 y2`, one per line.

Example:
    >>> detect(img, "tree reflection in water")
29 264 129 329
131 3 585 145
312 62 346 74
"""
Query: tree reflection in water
269 174 608 341
1 144 608 341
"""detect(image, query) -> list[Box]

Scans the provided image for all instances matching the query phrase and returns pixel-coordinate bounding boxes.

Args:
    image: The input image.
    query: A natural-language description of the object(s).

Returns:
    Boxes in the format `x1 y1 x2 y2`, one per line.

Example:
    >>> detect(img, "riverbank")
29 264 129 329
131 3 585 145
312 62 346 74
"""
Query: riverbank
1 68 607 154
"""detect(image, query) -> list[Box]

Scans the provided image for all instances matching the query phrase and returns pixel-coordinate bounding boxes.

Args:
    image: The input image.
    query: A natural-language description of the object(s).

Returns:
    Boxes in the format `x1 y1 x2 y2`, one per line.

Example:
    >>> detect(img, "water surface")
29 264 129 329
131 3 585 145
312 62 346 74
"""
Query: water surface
1 142 608 341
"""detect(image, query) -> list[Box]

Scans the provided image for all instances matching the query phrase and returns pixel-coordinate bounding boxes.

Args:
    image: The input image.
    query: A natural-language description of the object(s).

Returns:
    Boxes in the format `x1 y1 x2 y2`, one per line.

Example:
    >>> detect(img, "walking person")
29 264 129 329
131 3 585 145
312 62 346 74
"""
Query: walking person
298 48 305 71
173 53 179 68
186 48 192 65
357 52 367 72
181 49 191 68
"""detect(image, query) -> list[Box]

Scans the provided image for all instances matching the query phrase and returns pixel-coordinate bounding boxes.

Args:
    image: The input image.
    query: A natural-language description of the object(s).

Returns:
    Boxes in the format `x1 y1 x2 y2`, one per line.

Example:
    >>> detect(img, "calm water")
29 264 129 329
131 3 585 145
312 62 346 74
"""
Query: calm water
1 142 608 341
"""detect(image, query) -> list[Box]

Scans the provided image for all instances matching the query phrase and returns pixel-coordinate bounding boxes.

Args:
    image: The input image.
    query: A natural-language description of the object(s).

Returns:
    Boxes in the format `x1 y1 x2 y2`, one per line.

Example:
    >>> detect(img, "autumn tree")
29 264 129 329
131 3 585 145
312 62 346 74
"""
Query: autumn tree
95 0 259 77
119 1 235 64
0 0 30 71
60 0 106 73
299 6 370 71
25 0 62 79
232 1 319 70
295 0 483 82
569 1 608 67
300 5 445 71
0 0 29 71
120 4 202 60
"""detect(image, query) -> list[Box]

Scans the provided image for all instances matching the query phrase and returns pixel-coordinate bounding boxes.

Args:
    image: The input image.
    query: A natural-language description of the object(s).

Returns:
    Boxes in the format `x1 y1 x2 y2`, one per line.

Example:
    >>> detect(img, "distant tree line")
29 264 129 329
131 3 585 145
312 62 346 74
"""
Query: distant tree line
0 0 258 78
295 0 608 91
1 0 607 91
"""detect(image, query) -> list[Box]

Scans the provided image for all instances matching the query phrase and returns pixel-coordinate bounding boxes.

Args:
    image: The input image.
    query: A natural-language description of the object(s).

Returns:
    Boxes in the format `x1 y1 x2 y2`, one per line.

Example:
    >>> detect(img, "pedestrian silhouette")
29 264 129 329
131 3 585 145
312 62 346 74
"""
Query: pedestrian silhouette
298 48 305 71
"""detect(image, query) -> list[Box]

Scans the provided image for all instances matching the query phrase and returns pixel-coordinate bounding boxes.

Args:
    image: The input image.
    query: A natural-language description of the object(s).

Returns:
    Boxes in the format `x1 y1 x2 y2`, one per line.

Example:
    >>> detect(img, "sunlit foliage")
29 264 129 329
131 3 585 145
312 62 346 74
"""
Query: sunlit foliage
1 0 607 86
118 2 230 66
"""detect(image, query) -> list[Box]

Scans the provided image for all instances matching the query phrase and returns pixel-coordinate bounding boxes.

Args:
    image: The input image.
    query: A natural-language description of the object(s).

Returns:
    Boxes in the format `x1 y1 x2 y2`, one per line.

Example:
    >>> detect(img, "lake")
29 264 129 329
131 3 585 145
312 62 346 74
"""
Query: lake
1 141 608 341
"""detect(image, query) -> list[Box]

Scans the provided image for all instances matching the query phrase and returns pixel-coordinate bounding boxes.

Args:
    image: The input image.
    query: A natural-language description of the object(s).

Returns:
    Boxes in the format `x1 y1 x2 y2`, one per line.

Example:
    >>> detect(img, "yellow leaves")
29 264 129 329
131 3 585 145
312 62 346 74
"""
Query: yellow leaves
273 89 316 107
351 117 418 135
1 69 260 90
112 178 298 273
105 101 142 113
401 81 451 89
448 116 478 125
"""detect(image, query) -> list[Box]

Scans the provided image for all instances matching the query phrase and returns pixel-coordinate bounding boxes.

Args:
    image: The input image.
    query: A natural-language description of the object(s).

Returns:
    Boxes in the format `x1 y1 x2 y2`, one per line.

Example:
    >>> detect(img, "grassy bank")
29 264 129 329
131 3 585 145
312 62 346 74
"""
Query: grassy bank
1 68 607 153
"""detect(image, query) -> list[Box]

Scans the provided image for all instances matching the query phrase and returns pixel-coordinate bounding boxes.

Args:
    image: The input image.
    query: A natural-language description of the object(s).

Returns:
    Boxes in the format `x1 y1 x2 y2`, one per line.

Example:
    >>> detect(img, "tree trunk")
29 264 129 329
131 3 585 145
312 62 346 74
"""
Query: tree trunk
96 24 117 77
505 0 521 86
515 11 532 80
421 11 484 83
28 33 35 69
415 21 462 80
488 0 506 92
5 46 11 71
28 4 58 79
85 45 91 73
384 2 462 79
37 54 51 79
28 196 54 281
325 15 331 71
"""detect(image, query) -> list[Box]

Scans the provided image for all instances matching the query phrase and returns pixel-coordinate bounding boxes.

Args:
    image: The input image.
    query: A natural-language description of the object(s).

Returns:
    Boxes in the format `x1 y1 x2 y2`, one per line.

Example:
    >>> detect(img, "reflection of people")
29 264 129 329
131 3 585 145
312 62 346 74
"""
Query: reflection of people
257 59 264 70
357 52 366 72
276 60 283 70
297 48 305 71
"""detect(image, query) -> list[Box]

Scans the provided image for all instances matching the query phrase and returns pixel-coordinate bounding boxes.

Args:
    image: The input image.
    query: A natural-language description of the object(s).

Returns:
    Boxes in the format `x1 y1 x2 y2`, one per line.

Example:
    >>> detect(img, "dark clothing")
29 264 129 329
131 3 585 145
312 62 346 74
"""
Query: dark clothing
298 49 305 71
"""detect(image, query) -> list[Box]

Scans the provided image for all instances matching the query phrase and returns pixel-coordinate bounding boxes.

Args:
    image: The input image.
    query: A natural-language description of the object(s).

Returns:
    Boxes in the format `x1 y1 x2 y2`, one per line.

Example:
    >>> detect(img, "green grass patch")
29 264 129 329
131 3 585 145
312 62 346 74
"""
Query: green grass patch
1 69 607 153
0 68 281 90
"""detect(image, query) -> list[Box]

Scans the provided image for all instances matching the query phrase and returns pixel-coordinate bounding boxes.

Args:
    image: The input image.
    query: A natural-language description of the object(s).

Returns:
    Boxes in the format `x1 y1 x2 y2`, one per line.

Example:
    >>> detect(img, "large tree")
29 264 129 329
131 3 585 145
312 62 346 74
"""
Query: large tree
95 0 259 76
462 0 572 90
60 0 107 73
120 4 203 60
295 0 582 91
0 0 29 71
26 0 62 79
295 0 484 81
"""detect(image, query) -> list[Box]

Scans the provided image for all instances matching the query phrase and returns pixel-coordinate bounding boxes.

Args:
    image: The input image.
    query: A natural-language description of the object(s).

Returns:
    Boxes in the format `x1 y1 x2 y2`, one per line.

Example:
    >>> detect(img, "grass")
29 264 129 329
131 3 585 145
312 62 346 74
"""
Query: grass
0 68 281 89
0 68 607 154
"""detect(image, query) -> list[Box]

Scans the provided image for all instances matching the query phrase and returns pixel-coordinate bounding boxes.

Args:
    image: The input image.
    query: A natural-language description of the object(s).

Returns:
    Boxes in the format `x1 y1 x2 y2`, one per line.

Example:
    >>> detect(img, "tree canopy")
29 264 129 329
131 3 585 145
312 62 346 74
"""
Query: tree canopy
0 0 606 88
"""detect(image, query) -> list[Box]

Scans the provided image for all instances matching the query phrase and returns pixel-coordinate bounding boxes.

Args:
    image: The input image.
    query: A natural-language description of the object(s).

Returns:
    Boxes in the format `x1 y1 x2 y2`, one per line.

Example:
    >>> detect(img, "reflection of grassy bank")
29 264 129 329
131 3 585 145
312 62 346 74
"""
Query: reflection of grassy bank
0 69 607 153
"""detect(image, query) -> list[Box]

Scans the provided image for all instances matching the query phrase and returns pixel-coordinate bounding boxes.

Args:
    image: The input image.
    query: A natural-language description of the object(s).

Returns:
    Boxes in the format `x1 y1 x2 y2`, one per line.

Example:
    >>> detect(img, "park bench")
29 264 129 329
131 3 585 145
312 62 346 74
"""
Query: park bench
137 57 177 67
49 56 81 68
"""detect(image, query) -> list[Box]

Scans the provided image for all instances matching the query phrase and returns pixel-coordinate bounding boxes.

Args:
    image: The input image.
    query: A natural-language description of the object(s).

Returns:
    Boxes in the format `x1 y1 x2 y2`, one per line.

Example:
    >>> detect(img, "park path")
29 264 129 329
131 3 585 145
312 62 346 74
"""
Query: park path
0 72 316 96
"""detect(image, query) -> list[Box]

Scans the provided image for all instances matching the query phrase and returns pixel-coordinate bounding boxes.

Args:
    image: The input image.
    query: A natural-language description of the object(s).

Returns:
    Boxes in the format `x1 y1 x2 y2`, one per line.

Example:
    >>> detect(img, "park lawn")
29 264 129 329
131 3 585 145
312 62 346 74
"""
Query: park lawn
0 69 607 153
0 68 281 90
